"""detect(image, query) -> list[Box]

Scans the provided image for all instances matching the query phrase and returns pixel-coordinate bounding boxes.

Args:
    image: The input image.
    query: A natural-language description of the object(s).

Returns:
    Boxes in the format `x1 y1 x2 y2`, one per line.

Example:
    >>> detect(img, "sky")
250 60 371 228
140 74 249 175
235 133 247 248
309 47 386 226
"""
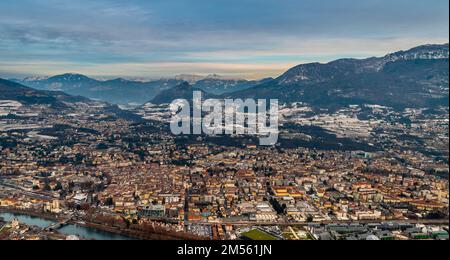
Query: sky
0 0 448 80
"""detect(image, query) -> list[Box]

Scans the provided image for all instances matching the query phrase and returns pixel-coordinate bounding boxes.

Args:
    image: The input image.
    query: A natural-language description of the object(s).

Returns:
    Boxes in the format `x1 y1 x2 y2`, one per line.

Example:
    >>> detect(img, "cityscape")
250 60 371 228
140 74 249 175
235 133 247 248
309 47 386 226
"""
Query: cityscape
0 0 449 241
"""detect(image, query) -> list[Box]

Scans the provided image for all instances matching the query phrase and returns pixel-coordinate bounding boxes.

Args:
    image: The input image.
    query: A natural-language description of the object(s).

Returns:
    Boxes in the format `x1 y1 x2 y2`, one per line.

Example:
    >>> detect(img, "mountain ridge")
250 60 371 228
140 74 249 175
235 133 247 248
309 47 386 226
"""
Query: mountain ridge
151 82 216 104
14 74 262 104
9 43 449 110
0 78 91 108
228 43 449 110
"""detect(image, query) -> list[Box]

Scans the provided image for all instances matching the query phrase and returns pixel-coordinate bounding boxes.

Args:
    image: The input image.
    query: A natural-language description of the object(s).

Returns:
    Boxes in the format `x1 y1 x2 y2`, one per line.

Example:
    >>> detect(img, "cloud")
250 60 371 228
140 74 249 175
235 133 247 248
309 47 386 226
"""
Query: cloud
0 0 448 79
180 37 450 61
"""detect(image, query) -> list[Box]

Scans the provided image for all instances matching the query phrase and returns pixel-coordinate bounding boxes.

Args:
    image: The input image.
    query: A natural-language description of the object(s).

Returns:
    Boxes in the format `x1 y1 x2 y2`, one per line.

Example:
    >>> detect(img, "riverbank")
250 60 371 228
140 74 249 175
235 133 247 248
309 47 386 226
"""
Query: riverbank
0 209 136 240
0 207 60 222
0 208 205 240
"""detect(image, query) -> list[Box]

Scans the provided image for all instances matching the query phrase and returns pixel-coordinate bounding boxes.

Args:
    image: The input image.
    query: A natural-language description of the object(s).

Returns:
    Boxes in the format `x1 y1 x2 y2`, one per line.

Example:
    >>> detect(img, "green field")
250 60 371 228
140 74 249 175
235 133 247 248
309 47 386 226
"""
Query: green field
241 229 278 241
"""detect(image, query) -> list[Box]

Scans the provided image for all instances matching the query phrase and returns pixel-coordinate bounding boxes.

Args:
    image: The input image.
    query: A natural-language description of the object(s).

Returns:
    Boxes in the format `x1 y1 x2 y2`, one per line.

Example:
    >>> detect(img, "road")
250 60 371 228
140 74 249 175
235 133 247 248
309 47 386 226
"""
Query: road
0 182 55 201
288 226 300 240
193 219 450 226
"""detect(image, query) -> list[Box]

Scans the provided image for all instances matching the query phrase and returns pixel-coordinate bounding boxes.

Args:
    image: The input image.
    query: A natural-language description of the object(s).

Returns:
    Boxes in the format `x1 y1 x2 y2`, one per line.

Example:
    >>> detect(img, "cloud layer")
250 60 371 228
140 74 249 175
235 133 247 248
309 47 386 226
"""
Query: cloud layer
0 0 448 79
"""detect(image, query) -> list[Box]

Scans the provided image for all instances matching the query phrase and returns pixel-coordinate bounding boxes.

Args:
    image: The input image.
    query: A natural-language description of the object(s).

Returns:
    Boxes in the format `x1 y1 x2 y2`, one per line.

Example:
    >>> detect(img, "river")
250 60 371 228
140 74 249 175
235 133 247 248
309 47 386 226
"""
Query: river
0 212 135 240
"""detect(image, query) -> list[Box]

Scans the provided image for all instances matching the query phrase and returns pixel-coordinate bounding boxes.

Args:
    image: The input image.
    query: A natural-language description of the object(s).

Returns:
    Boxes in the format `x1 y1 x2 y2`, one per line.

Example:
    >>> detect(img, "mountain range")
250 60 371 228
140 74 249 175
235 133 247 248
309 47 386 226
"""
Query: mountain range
227 44 449 110
7 43 449 110
151 82 213 104
12 74 264 104
0 78 90 109
0 78 146 122
191 75 272 95
13 75 182 105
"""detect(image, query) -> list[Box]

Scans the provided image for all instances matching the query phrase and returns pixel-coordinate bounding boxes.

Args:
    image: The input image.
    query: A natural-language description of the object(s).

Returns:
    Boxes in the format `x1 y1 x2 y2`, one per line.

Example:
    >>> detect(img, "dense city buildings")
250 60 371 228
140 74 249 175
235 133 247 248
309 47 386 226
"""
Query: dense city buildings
0 90 448 240
0 0 448 241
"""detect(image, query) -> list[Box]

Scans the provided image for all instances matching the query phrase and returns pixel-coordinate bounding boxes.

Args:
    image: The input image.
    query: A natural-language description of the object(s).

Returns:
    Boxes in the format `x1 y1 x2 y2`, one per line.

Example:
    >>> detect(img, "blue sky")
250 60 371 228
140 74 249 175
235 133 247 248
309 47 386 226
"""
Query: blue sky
0 0 448 79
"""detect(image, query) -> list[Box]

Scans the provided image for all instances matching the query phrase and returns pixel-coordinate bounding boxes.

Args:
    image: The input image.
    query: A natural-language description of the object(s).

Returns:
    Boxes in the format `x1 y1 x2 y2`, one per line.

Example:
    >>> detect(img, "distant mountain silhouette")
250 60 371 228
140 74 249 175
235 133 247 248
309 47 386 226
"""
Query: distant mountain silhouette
12 44 449 109
151 82 216 104
14 74 183 104
192 77 270 95
15 74 263 104
0 78 145 122
0 78 90 108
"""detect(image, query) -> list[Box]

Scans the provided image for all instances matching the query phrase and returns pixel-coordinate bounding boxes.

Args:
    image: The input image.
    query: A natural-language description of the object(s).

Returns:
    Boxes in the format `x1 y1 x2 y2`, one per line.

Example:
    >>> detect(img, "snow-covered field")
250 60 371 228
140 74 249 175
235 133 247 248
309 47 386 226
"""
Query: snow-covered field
0 100 22 116
27 131 58 140
279 104 382 138
0 123 42 132
137 103 172 122
136 102 383 139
